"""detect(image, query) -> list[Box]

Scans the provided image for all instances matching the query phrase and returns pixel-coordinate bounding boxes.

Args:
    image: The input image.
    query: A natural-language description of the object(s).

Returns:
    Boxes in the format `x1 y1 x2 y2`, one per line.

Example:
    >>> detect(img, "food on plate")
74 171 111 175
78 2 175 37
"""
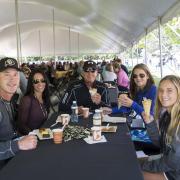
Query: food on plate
101 126 117 132
39 128 50 138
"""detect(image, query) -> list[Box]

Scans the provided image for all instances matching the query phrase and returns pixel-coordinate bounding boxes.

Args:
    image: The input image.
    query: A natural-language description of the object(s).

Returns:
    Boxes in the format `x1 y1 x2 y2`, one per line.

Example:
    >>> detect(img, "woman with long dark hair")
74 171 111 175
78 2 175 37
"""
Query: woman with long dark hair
18 68 50 135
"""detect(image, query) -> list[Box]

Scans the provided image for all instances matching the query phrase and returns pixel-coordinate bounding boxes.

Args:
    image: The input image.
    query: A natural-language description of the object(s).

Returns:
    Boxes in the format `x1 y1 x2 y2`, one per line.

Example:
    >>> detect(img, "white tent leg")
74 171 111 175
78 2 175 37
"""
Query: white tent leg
158 17 163 78
131 44 133 67
78 32 80 61
38 30 42 62
15 0 21 64
52 8 56 68
144 28 147 65
69 26 71 56
136 43 139 64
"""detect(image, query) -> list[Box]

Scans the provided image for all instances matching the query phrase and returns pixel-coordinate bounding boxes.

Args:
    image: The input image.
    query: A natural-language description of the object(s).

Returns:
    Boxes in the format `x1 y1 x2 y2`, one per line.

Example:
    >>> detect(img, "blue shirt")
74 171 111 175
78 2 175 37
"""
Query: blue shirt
112 84 157 116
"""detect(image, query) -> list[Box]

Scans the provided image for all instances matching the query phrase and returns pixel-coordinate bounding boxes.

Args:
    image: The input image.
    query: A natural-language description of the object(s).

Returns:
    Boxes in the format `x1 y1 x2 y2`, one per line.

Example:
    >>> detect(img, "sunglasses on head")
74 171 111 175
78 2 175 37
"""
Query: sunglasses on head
87 61 94 65
33 79 46 84
133 74 145 79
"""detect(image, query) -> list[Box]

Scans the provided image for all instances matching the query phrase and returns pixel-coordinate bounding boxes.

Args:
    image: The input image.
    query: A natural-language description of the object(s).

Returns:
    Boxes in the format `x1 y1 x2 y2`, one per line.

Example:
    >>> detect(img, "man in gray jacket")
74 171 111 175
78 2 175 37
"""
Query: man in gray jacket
0 57 37 168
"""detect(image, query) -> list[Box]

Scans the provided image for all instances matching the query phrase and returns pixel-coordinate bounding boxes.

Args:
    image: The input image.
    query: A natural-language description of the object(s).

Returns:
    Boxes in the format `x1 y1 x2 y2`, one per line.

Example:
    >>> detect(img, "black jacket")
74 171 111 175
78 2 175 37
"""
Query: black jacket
141 111 180 180
59 79 110 113
0 98 19 162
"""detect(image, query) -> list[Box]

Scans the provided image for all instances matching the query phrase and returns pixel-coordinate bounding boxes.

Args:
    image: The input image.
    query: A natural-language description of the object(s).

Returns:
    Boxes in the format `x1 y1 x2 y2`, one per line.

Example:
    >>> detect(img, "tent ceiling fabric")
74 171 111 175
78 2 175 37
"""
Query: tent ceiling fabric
0 0 179 57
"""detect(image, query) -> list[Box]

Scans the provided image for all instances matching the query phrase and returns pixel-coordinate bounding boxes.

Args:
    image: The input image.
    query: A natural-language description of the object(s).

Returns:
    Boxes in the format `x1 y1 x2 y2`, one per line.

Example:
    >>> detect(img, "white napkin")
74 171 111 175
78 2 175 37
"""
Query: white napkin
136 151 148 158
84 135 107 144
29 130 38 135
103 115 126 123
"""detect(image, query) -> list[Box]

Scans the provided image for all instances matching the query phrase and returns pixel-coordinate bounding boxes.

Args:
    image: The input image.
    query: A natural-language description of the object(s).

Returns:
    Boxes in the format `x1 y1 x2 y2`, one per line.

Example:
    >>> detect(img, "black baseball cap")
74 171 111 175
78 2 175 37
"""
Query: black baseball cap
0 57 20 72
83 60 97 72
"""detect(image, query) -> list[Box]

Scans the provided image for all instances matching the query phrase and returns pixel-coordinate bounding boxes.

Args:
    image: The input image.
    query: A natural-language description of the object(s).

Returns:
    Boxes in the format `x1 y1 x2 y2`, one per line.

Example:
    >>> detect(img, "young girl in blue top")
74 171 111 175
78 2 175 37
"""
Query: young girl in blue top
109 63 157 116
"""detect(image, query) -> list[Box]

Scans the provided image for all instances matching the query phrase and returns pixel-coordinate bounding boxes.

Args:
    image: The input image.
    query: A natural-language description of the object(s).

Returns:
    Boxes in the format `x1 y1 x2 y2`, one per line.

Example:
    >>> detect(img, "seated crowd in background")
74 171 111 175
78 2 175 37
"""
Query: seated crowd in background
113 62 129 91
102 63 117 82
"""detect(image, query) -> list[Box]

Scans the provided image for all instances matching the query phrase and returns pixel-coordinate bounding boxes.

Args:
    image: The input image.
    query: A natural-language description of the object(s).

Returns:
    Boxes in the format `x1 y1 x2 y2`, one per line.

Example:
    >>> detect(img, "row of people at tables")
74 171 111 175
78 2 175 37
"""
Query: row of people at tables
0 57 179 180
101 59 129 89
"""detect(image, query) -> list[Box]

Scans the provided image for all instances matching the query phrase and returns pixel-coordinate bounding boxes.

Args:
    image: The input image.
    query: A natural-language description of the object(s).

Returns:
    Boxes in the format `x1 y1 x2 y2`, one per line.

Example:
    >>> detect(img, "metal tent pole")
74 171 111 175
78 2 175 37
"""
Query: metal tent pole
131 43 133 67
68 27 71 57
144 28 147 64
38 30 42 62
158 17 163 78
52 9 56 68
15 0 21 64
18 28 22 64
78 32 80 61
136 43 139 64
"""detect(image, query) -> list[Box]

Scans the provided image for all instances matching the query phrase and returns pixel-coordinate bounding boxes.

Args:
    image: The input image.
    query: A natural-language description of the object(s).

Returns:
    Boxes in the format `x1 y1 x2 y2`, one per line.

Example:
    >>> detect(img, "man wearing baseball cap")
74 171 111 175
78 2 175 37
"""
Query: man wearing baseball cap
59 60 110 113
0 57 20 72
0 57 37 168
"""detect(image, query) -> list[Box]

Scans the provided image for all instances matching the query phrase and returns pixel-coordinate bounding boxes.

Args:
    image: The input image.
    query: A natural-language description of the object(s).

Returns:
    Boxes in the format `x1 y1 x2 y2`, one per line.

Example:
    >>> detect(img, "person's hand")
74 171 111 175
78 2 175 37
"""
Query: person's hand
119 94 133 107
141 112 154 124
78 106 84 114
101 107 112 115
18 135 37 150
91 93 101 105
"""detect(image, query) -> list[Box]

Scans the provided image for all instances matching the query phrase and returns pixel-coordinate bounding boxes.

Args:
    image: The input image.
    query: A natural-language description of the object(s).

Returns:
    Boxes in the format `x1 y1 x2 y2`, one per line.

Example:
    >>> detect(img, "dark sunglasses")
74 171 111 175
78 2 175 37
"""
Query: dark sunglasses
133 74 146 79
84 68 96 73
33 79 46 84
84 70 96 73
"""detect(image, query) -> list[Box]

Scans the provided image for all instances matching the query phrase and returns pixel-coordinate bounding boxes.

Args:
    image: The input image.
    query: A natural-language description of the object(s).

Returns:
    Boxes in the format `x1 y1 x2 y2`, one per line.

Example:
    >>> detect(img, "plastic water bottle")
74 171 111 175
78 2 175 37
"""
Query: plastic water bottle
71 101 78 123
93 109 101 127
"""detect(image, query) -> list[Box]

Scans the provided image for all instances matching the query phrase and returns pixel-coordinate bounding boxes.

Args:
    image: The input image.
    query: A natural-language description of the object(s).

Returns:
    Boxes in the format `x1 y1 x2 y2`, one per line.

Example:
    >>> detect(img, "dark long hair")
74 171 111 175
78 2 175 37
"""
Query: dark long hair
130 63 155 99
25 68 51 113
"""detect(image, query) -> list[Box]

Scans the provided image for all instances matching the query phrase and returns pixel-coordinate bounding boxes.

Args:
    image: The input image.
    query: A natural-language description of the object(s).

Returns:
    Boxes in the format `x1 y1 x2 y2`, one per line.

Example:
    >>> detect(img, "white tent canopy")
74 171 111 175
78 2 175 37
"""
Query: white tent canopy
0 0 179 57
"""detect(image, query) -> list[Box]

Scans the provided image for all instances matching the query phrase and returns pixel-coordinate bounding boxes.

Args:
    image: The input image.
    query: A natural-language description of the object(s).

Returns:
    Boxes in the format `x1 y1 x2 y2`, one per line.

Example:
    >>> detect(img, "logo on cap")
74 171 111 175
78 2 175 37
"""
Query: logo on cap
5 59 16 67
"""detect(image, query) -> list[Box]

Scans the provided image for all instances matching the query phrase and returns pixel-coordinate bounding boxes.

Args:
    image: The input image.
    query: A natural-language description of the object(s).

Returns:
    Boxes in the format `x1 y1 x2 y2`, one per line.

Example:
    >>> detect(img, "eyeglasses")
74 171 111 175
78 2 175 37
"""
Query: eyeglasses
133 74 146 79
33 79 46 84
84 67 96 73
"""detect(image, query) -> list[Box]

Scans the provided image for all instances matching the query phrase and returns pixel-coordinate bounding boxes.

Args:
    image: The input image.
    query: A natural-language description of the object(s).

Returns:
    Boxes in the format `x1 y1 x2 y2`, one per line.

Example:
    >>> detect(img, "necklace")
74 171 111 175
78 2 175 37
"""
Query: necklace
34 95 48 119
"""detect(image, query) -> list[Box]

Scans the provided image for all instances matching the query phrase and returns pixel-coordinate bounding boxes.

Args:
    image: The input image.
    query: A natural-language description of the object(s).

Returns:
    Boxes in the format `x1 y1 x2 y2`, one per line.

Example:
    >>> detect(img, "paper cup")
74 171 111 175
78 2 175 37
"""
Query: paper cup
118 99 121 109
82 107 89 118
60 114 70 125
52 129 63 144
118 94 128 108
91 126 101 141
